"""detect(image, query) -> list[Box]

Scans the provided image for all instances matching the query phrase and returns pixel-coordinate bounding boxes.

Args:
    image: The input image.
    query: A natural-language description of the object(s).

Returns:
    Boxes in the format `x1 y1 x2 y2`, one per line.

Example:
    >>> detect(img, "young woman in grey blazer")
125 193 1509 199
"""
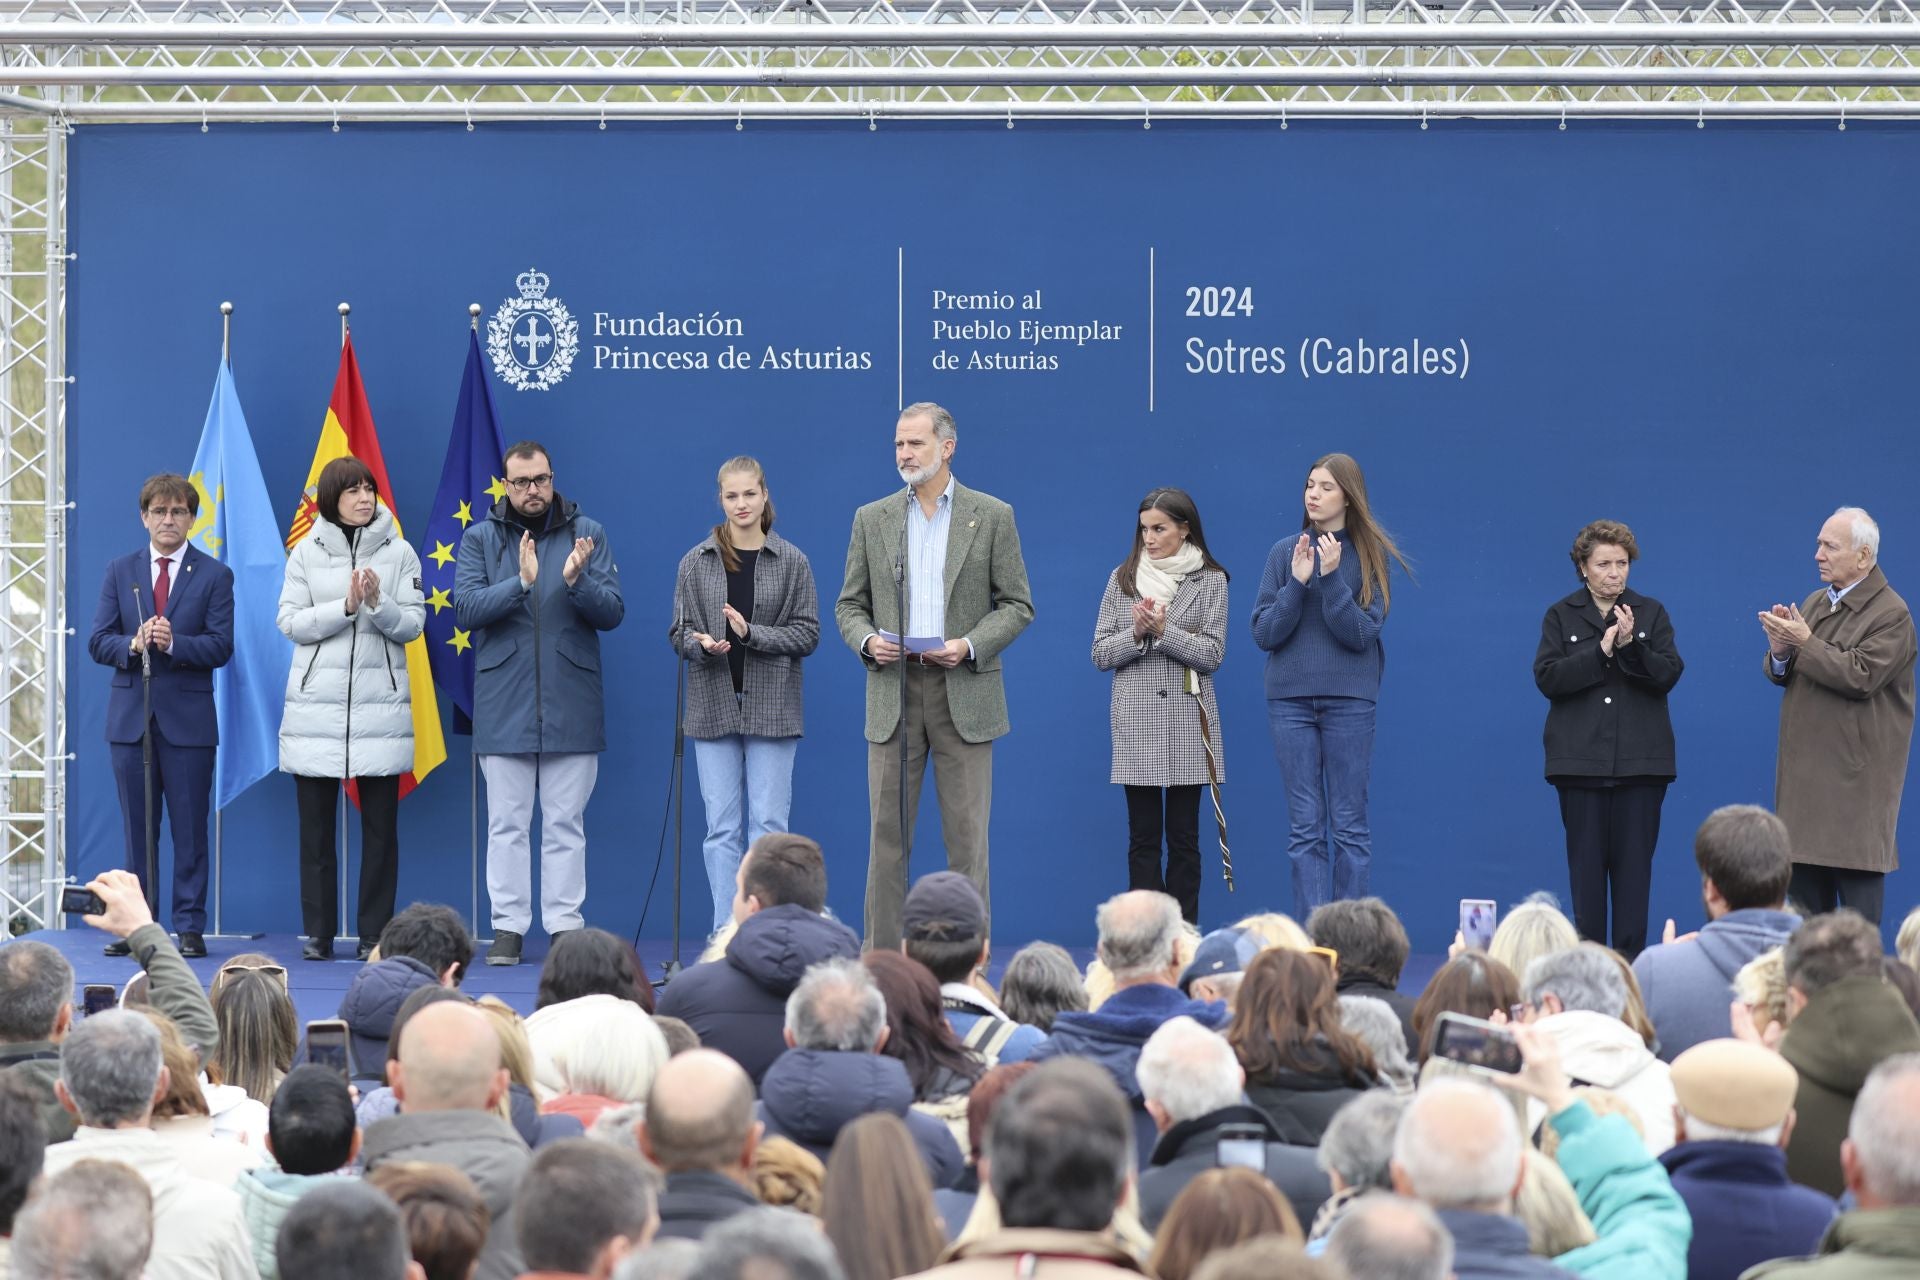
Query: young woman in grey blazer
277 456 426 960
1092 487 1230 924
669 457 820 935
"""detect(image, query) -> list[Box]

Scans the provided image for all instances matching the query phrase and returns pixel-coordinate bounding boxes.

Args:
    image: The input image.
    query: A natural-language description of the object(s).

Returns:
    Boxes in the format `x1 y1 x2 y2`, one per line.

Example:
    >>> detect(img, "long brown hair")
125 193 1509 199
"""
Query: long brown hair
821 1113 946 1280
1115 487 1229 600
1228 949 1377 1086
1302 453 1411 612
862 951 984 1099
208 955 298 1104
714 455 775 573
1147 1167 1302 1280
1409 953 1521 1064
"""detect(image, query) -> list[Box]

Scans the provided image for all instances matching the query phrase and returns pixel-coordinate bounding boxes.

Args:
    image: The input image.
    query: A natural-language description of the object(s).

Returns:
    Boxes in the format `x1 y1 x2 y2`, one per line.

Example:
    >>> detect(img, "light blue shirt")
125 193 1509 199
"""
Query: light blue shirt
1770 575 1867 674
906 474 956 640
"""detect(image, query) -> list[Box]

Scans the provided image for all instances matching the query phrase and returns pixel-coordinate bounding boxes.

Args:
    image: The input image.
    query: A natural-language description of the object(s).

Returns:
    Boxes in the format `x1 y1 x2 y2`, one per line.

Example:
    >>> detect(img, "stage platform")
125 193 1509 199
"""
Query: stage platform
21 927 1447 1031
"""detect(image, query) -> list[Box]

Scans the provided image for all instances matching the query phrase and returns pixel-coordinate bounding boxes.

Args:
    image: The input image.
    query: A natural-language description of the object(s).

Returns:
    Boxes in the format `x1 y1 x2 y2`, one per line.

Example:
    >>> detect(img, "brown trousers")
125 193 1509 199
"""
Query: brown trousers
865 662 993 949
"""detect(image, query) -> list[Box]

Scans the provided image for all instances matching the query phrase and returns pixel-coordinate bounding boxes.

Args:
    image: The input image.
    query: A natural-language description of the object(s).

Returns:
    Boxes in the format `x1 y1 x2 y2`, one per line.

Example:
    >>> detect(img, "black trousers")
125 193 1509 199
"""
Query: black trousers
1126 785 1202 924
1557 782 1666 960
1788 863 1886 925
295 774 401 944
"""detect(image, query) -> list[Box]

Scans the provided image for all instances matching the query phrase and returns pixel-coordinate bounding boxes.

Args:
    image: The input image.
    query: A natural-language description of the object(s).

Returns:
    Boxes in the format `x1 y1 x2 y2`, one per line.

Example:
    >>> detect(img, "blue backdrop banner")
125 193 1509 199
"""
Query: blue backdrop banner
65 121 1919 947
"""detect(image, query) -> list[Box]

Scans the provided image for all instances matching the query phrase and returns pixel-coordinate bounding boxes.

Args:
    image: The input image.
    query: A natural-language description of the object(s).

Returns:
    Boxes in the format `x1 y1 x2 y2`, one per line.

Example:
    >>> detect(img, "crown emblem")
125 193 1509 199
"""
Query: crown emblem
490 268 578 392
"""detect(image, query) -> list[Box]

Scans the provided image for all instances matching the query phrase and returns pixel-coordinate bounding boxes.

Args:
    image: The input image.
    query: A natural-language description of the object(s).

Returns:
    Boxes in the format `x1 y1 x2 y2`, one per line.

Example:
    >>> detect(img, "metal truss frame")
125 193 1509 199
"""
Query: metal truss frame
0 0 1914 928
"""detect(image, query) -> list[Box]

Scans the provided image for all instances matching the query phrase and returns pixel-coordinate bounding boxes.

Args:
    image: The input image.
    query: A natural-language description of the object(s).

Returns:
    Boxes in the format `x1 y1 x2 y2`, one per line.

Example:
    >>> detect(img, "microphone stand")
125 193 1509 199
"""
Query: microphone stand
663 565 691 982
133 584 158 919
895 485 911 862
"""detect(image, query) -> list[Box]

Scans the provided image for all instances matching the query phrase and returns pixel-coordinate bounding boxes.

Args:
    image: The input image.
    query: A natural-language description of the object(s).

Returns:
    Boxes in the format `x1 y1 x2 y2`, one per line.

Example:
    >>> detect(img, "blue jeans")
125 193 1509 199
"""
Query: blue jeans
1266 696 1376 916
692 732 799 934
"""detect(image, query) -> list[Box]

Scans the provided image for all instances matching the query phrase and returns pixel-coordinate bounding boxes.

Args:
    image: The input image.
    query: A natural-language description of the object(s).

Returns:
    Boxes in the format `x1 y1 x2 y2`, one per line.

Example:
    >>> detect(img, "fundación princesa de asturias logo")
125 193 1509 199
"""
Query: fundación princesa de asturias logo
488 268 580 391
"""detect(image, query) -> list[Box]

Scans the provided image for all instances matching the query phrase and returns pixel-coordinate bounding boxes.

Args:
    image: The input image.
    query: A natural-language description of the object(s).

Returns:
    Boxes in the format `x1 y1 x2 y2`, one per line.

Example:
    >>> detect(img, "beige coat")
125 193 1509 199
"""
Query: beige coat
1765 565 1917 872
907 1228 1147 1280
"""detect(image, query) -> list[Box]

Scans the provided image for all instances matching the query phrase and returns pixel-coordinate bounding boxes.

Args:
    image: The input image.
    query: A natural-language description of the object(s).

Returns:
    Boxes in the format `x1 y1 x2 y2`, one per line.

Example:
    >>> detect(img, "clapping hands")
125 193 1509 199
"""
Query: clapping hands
1132 597 1165 641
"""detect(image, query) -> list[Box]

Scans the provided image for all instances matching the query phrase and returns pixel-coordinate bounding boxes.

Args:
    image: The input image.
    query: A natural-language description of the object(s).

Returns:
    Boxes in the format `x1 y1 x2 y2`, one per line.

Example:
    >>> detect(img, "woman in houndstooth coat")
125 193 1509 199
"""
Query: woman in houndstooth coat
1092 487 1230 925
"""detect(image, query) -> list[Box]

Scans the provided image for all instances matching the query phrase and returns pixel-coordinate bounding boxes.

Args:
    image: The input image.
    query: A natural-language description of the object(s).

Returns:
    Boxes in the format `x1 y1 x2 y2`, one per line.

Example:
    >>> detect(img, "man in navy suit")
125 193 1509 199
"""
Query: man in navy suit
86 473 234 957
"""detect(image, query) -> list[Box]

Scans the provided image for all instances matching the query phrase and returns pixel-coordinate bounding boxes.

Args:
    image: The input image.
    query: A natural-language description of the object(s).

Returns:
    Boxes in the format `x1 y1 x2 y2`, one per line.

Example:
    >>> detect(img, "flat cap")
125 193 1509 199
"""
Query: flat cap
1671 1038 1800 1132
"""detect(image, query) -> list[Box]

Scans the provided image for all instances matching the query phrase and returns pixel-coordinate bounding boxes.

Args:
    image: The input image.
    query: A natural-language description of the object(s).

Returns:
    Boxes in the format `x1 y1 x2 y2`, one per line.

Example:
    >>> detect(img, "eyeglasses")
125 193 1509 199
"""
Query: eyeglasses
215 963 288 987
146 506 193 519
505 473 554 492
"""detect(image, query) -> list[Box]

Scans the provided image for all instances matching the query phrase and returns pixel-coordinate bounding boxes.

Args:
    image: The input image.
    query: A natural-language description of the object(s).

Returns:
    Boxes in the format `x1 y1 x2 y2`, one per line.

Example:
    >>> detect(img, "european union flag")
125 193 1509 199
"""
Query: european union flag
188 360 292 809
425 329 508 731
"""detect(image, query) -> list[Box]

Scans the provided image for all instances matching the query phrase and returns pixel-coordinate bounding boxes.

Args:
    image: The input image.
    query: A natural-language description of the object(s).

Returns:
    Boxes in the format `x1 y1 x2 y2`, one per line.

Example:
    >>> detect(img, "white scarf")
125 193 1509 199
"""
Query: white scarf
1134 541 1206 609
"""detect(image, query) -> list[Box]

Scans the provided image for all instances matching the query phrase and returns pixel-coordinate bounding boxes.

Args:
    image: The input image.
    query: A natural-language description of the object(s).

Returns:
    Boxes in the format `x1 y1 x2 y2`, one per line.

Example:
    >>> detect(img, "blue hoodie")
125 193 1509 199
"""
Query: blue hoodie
1033 982 1228 1165
655 905 860 1085
1633 908 1801 1062
756 1048 965 1188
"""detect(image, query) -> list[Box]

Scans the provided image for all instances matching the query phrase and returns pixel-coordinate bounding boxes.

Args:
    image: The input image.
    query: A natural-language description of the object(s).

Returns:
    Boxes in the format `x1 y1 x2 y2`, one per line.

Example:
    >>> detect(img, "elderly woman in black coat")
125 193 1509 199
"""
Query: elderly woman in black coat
1534 519 1684 959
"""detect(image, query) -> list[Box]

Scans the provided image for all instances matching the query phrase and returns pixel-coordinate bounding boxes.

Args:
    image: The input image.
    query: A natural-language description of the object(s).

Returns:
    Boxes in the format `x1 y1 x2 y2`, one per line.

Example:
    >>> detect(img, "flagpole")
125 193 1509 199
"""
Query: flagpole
468 304 483 938
337 300 352 948
215 301 231 938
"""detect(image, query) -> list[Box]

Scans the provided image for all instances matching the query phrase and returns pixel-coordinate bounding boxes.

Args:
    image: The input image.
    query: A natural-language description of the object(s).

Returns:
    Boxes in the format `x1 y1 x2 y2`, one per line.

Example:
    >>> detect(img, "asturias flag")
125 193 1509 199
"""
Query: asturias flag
188 359 292 809
287 334 448 795
424 329 508 731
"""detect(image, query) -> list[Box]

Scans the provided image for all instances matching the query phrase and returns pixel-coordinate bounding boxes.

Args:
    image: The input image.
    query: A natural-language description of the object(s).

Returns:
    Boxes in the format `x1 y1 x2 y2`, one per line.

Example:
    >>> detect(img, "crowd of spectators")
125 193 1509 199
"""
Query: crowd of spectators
4 807 1920 1280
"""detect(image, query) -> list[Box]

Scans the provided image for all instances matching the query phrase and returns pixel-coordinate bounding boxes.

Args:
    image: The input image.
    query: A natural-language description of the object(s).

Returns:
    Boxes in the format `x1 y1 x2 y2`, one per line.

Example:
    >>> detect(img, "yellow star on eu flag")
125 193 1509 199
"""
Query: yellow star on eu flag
427 586 452 615
429 540 455 569
485 475 507 502
447 628 471 654
454 500 473 528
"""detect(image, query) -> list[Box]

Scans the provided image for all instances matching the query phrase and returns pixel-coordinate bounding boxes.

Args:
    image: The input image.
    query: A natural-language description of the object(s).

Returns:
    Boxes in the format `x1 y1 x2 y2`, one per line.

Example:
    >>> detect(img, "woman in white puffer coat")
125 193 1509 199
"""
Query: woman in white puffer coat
277 456 426 962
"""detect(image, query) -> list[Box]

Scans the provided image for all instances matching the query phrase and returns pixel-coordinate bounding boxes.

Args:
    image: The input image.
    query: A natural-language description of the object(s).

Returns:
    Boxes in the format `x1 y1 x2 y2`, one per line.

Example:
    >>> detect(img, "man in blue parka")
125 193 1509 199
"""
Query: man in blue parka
454 440 624 966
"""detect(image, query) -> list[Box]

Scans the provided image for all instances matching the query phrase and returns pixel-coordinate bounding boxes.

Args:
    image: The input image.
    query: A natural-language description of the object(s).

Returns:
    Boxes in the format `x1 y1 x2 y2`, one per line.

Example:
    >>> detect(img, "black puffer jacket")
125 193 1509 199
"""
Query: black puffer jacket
654 905 860 1084
1244 1039 1379 1145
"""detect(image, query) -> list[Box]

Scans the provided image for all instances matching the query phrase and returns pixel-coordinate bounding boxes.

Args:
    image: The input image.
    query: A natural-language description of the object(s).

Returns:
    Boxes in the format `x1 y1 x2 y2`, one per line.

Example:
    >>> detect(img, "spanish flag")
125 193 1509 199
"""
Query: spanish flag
286 333 448 796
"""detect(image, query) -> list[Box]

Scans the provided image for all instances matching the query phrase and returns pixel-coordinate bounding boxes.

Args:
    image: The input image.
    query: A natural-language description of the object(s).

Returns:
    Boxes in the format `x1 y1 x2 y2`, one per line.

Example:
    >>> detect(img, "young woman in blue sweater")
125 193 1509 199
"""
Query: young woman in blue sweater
1251 453 1409 915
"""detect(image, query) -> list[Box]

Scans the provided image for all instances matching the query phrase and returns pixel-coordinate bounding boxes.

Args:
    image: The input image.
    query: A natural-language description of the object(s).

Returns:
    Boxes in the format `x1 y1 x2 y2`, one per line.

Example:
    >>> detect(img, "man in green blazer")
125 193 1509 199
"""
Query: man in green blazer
835 402 1035 949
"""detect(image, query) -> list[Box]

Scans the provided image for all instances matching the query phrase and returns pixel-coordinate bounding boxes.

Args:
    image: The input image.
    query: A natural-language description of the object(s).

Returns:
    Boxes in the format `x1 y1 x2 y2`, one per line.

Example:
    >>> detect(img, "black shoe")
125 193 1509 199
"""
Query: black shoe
102 939 132 957
486 930 523 967
303 938 334 961
356 939 376 961
177 932 206 959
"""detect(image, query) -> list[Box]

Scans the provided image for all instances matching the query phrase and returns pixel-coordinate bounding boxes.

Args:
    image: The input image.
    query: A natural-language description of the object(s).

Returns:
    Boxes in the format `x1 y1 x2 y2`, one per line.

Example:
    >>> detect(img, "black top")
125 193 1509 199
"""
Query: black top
1533 585 1684 782
726 548 758 693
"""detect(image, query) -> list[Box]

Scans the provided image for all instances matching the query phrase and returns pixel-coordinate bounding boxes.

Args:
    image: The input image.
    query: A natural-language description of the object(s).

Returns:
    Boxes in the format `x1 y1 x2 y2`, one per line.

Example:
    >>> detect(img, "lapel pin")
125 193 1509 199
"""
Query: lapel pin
969 520 977 528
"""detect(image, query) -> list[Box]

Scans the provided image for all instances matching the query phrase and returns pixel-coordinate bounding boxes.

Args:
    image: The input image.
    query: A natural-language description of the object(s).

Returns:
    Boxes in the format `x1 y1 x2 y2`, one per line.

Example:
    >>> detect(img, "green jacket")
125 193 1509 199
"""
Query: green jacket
0 923 218 1144
1550 1100 1693 1280
1742 1208 1920 1280
835 479 1035 744
1780 977 1920 1197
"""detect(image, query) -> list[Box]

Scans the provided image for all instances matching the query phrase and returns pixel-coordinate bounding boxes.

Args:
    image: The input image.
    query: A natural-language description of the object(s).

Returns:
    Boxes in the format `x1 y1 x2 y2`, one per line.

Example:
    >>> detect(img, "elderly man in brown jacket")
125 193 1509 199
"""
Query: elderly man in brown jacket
905 1059 1146 1280
1761 506 1917 925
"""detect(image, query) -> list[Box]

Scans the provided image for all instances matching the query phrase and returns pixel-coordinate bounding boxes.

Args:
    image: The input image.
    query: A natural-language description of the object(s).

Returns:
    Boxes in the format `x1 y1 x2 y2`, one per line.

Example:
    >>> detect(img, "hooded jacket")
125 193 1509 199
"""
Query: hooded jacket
277 505 426 777
1136 1103 1331 1233
1659 1140 1836 1280
756 1048 965 1188
654 904 860 1084
453 494 624 756
362 1109 531 1280
1242 1038 1380 1147
1549 1100 1692 1280
1780 976 1920 1196
236 1164 342 1280
1534 1009 1677 1153
1743 1207 1920 1280
41 1126 256 1280
1032 982 1228 1166
1633 908 1801 1062
334 953 441 1084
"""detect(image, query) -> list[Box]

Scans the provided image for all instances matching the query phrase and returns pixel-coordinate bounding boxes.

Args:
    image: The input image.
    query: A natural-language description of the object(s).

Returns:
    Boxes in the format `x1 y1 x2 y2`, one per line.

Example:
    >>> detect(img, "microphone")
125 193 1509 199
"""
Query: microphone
131 584 151 674
895 482 912 588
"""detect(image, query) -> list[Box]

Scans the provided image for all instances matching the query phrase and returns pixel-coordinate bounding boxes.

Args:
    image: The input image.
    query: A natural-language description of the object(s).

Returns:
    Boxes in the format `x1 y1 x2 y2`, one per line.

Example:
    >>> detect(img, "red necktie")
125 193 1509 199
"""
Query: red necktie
153 556 171 616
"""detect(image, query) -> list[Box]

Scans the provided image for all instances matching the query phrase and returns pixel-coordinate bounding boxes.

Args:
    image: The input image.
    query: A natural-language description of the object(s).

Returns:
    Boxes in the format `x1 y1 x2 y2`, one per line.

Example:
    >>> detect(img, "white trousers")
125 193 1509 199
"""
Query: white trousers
478 751 598 935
